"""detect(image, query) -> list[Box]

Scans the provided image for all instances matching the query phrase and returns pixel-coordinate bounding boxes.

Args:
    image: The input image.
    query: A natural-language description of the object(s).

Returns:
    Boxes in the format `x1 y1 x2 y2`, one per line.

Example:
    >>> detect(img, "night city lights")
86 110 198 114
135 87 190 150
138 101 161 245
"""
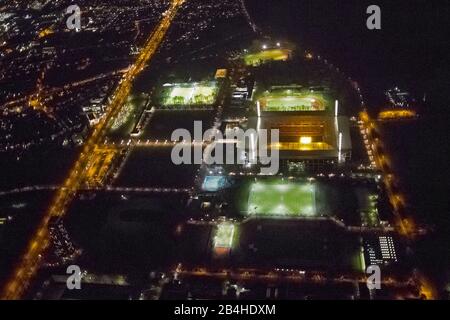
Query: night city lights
0 0 449 315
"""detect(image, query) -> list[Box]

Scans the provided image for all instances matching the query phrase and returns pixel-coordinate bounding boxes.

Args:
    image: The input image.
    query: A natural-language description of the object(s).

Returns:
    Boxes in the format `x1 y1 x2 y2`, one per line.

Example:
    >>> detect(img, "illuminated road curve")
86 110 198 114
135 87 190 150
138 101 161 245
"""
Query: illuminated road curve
359 111 436 300
0 0 185 300
359 111 410 236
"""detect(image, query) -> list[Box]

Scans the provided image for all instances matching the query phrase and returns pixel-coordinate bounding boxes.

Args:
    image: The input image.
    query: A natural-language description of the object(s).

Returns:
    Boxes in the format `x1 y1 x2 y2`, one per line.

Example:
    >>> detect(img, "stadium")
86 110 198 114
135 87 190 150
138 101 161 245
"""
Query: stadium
248 84 352 169
159 81 218 106
256 115 351 155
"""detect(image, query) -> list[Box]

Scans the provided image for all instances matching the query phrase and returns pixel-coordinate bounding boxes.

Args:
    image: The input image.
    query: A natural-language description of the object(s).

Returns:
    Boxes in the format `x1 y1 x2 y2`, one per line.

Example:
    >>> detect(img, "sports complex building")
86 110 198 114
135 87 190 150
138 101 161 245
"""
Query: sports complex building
251 85 352 172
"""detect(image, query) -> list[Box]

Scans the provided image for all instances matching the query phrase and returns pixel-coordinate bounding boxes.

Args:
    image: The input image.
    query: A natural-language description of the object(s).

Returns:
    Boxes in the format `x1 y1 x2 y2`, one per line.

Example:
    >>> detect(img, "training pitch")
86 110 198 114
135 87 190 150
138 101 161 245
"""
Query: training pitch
247 181 316 217
161 82 218 106
244 49 291 66
214 222 235 248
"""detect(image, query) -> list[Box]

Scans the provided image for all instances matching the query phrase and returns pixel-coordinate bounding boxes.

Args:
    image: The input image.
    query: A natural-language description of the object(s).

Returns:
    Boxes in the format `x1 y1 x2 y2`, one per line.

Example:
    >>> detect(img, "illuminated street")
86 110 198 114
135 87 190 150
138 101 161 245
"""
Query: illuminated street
0 0 447 305
0 0 185 299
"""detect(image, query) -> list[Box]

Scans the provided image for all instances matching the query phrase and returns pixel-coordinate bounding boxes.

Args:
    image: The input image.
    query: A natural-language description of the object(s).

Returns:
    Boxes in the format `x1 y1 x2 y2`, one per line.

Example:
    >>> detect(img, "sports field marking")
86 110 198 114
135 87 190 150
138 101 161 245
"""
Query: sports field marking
247 182 316 217
162 82 218 106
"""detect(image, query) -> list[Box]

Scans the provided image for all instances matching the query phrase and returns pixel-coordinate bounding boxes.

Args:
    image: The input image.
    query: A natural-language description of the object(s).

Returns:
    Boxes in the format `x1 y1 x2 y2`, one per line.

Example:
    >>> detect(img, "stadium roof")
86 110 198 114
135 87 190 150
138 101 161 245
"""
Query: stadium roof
251 115 352 160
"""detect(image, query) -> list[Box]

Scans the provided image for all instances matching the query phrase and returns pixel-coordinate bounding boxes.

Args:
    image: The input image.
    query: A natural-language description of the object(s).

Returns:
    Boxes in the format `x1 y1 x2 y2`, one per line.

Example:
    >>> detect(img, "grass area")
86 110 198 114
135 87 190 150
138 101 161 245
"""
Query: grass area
235 219 362 271
139 110 214 140
161 82 218 106
247 181 316 217
244 49 292 66
258 88 330 112
263 96 324 111
114 148 198 188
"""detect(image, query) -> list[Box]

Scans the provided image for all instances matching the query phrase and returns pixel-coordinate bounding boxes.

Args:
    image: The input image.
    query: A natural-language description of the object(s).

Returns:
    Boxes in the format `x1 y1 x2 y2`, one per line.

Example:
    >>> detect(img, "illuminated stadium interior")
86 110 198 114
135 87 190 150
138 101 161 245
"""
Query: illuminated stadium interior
257 87 332 112
261 116 337 152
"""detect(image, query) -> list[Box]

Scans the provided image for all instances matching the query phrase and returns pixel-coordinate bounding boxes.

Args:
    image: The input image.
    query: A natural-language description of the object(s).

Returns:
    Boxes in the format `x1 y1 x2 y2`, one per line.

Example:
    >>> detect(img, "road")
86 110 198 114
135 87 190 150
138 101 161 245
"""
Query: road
359 111 411 236
0 0 185 300
0 185 190 197
104 139 206 148
175 267 413 290
359 110 436 299
1 69 129 109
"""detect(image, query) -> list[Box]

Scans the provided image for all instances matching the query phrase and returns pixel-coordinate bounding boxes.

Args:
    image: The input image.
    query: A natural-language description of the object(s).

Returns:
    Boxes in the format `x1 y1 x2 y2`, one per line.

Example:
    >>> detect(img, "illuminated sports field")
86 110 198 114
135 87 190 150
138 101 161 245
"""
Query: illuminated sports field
258 89 329 112
202 176 228 192
214 222 235 249
161 82 218 106
244 48 292 66
247 181 316 217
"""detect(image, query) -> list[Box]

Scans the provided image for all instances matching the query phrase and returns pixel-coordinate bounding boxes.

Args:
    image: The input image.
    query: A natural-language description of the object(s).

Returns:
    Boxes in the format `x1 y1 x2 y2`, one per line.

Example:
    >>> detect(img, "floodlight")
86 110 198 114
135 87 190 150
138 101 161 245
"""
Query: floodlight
300 136 312 144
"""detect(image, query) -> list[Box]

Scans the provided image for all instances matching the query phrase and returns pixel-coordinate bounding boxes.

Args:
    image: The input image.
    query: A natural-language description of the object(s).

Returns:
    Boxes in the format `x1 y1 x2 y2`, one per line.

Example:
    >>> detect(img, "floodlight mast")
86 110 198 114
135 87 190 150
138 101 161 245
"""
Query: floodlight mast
338 132 343 163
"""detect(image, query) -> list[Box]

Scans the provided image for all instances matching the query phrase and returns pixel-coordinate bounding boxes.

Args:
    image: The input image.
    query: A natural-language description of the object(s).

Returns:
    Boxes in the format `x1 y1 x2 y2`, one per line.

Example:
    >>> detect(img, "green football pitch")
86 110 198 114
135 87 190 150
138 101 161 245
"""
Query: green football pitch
162 83 218 106
263 96 326 111
258 89 330 112
244 49 291 66
247 182 316 217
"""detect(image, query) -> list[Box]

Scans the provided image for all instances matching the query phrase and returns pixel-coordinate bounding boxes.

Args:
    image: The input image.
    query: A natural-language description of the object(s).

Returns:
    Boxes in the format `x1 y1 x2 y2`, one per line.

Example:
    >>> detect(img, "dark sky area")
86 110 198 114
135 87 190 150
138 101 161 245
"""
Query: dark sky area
247 0 450 289
246 0 450 114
